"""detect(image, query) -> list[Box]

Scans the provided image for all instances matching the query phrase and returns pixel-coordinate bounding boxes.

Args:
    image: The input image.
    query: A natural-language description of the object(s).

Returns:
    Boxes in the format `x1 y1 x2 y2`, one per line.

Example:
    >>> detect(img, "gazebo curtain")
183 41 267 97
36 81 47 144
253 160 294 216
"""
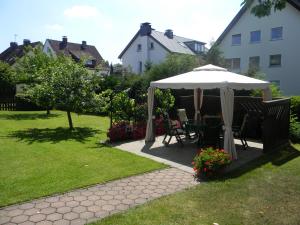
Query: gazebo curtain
220 87 237 160
145 87 155 142
194 88 203 121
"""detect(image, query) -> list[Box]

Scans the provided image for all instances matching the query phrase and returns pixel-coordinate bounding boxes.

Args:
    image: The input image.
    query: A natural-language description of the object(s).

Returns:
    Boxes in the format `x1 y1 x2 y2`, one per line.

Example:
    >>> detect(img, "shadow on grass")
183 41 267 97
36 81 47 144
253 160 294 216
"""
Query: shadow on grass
223 144 300 180
9 127 100 144
0 113 60 120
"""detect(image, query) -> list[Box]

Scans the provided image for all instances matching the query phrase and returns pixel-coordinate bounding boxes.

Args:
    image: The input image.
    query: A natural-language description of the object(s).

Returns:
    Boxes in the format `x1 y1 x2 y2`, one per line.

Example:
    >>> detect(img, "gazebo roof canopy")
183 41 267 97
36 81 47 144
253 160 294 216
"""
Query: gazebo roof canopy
150 64 270 90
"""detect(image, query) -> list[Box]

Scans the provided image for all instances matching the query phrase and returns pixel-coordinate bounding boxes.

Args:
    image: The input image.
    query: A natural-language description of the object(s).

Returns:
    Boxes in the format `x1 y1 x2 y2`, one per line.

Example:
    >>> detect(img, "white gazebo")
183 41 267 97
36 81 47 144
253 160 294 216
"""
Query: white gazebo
145 64 272 160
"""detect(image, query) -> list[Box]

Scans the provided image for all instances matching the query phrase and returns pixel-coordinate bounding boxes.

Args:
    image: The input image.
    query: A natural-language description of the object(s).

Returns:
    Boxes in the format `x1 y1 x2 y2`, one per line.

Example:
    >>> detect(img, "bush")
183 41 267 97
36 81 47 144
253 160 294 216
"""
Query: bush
192 147 232 179
291 96 300 121
290 115 300 143
154 89 175 116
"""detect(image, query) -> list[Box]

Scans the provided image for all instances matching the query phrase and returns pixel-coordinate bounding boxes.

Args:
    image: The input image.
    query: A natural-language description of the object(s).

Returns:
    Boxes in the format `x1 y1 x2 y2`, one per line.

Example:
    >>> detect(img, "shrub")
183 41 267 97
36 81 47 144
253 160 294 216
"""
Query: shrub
291 96 300 121
107 122 130 142
192 147 232 179
290 114 300 143
154 89 175 116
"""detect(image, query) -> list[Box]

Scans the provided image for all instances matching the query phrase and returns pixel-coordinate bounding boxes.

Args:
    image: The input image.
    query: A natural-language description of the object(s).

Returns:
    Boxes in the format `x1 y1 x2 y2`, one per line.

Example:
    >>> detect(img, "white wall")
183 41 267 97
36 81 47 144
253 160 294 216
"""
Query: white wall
120 35 169 74
219 3 300 95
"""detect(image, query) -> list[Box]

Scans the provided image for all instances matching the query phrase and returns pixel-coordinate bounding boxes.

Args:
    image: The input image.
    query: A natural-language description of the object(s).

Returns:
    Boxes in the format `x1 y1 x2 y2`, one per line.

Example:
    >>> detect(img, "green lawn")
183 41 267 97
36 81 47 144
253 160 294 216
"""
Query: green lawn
0 110 166 207
92 144 300 225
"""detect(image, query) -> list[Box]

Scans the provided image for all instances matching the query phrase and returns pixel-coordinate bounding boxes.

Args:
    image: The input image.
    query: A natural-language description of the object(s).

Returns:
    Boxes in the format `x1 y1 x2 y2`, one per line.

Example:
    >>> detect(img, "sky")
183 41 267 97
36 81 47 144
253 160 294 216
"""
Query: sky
0 0 242 63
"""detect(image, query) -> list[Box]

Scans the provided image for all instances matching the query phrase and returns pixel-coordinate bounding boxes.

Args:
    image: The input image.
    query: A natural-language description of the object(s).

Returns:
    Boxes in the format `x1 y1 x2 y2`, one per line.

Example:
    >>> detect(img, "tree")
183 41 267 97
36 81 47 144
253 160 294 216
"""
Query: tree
242 0 287 17
16 47 56 114
50 56 98 129
16 49 98 129
145 54 203 84
203 43 226 67
0 61 15 88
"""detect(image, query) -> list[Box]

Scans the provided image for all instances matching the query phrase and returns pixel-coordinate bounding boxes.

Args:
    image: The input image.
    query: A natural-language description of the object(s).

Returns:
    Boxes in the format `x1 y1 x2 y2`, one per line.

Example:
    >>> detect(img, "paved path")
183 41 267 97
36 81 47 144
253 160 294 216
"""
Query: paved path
0 168 198 225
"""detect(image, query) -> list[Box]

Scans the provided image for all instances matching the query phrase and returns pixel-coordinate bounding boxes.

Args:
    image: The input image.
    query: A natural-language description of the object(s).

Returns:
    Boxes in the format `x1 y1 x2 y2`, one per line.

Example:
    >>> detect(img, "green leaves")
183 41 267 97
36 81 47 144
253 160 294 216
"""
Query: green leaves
242 0 287 18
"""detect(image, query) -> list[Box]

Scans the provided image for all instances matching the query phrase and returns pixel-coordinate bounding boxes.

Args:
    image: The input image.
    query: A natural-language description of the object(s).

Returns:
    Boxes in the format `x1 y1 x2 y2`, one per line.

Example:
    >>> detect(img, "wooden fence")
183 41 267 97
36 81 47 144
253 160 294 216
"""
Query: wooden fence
0 97 42 111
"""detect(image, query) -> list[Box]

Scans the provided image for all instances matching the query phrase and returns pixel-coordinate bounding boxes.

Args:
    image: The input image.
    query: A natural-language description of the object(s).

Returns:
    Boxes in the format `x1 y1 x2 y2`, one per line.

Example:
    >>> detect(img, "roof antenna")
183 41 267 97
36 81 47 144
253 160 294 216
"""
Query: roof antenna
14 34 18 42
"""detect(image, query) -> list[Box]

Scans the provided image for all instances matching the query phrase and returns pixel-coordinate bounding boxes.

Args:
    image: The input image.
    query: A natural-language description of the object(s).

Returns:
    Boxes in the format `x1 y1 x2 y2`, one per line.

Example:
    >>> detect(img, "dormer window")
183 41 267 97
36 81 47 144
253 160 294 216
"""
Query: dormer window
85 59 95 66
137 44 142 51
194 43 203 52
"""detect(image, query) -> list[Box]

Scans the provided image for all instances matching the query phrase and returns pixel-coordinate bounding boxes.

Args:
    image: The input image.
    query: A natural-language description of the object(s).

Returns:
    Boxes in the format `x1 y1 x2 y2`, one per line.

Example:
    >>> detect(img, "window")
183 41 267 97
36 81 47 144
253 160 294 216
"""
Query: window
249 56 260 70
271 27 283 40
150 42 154 50
194 43 203 52
232 34 241 45
226 58 241 70
138 61 142 74
269 54 281 67
85 59 95 66
250 30 261 43
137 44 142 51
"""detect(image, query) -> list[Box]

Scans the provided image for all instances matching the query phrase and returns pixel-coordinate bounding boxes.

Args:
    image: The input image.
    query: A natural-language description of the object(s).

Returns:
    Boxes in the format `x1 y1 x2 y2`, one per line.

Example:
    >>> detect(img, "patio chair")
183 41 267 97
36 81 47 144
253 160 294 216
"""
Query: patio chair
177 109 194 139
162 112 184 147
201 116 223 148
232 113 249 150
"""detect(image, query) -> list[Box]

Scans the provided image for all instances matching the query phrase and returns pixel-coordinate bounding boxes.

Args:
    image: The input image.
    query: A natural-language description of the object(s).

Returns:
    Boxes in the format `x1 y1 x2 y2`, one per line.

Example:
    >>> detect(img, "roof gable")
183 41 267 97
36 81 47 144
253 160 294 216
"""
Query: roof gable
118 27 206 59
46 39 104 66
0 42 42 65
216 0 300 44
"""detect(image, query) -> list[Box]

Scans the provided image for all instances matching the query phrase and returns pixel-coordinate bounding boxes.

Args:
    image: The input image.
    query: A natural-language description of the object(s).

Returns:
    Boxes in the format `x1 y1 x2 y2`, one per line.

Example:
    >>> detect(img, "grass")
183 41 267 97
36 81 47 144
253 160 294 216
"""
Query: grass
0 110 166 207
92 144 300 225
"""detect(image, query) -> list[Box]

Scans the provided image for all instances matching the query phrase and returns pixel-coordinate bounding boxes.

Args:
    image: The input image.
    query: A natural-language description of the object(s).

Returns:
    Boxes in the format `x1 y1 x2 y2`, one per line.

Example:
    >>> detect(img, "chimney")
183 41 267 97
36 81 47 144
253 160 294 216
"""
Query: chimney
60 36 68 49
164 29 173 39
140 22 152 36
23 39 31 46
10 42 18 48
81 40 87 49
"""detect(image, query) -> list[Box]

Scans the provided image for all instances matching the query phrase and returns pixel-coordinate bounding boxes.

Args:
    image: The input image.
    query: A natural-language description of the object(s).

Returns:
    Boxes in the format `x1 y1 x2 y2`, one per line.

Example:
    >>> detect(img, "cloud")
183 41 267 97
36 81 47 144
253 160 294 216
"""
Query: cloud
64 5 99 19
45 24 63 31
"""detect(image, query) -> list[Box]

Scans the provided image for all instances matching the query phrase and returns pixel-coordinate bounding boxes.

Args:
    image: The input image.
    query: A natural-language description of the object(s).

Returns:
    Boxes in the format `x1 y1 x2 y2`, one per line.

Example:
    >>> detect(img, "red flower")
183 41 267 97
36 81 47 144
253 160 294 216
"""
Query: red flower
203 168 207 172
191 161 195 165
193 167 197 171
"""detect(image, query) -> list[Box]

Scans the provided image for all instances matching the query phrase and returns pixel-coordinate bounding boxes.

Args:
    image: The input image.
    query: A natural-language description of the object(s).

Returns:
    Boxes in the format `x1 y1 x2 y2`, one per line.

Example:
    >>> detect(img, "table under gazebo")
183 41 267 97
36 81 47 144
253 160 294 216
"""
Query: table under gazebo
145 64 273 160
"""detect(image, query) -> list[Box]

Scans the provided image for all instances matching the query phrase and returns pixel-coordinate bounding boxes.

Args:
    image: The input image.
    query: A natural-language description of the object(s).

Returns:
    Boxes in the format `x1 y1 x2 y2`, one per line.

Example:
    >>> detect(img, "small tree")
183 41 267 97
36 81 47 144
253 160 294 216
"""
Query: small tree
0 61 15 88
51 56 98 129
203 43 226 67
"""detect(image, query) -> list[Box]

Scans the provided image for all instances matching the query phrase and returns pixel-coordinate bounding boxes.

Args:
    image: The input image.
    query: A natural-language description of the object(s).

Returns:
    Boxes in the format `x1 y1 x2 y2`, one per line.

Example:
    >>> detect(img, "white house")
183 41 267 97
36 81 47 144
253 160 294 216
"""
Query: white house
43 37 109 75
216 0 300 95
118 23 206 74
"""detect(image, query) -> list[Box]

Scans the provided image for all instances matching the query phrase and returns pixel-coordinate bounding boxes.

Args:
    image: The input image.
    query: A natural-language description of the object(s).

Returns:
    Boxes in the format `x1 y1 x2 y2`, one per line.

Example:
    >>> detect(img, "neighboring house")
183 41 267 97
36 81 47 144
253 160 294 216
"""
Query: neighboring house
0 39 42 66
43 36 109 75
119 22 206 74
0 39 42 94
216 0 300 95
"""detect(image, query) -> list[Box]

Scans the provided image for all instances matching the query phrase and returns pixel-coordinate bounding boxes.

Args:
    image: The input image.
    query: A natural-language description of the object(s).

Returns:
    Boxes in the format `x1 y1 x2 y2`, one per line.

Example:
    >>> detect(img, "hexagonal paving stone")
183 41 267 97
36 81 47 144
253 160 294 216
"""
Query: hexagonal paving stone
11 214 29 223
23 208 40 216
53 219 70 225
70 218 86 225
36 221 53 225
122 199 134 205
40 207 56 215
45 196 60 203
72 206 86 214
59 196 73 202
87 195 100 201
66 200 79 207
87 205 102 213
29 213 46 223
101 204 115 212
8 208 23 217
81 191 93 197
35 202 50 209
101 195 113 201
57 206 71 214
115 204 129 212
79 211 94 220
80 200 93 207
19 221 35 225
73 196 87 202
107 199 121 206
19 203 35 210
51 201 65 208
0 216 11 224
47 213 63 221
63 212 79 220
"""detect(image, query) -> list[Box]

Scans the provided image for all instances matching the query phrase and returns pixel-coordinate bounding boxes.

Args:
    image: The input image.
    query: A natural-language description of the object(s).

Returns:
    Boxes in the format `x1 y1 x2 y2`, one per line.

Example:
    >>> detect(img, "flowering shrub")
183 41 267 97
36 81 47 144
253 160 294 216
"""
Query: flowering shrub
107 122 130 142
132 122 147 140
192 147 232 179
